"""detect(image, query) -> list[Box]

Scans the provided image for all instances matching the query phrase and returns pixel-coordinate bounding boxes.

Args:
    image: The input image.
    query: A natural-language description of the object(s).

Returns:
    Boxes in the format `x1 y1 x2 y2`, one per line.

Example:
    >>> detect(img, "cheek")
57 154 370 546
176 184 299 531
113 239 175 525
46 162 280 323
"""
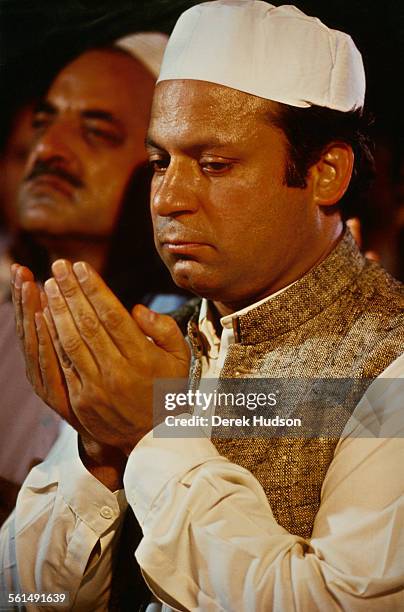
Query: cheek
6 161 24 186
207 181 302 273
206 179 275 242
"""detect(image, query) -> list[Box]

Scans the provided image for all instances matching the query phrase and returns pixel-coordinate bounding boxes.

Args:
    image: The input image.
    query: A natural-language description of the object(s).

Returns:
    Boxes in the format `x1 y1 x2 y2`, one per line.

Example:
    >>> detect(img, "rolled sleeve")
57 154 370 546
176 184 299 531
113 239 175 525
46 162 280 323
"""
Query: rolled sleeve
1 423 127 611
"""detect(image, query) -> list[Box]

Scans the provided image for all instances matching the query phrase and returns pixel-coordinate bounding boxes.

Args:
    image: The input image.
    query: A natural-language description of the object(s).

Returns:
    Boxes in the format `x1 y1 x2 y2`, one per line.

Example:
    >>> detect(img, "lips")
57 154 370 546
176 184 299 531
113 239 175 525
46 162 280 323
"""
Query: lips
163 240 207 251
160 236 211 256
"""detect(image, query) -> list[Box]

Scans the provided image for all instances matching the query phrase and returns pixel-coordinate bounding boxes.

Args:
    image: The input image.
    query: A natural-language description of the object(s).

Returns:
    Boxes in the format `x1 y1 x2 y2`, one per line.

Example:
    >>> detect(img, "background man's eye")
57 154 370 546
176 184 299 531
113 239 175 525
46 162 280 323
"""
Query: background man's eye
85 127 122 145
32 115 50 130
88 128 110 139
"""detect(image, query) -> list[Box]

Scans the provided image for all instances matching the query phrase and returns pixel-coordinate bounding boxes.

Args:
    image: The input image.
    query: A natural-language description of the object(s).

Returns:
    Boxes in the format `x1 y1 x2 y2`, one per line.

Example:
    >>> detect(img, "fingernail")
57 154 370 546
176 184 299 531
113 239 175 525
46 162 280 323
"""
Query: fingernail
148 309 157 323
137 305 156 324
73 262 88 283
15 270 22 289
21 282 30 303
52 260 68 281
45 278 60 298
10 264 17 284
34 312 42 330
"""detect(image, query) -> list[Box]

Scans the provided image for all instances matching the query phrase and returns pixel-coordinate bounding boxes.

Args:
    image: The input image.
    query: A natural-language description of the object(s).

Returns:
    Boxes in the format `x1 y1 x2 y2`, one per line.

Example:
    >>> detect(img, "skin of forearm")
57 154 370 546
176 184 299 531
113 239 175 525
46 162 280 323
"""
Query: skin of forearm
78 434 127 491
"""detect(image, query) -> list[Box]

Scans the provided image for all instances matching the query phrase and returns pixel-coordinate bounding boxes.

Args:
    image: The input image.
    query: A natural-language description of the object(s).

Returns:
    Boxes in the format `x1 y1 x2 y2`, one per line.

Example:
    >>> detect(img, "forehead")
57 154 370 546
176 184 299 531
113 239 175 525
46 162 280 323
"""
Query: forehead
46 49 155 120
149 80 275 146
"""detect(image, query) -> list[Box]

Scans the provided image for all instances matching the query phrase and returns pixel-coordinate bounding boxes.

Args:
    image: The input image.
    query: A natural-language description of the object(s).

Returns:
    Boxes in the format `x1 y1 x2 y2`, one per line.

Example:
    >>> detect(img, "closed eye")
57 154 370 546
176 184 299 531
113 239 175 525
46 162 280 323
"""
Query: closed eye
201 161 233 175
32 112 52 132
84 122 124 146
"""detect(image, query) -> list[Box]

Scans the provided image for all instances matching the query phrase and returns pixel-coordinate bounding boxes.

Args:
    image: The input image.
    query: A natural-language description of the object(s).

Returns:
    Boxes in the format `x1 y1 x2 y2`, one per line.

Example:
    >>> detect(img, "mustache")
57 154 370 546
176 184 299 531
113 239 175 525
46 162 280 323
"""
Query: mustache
25 160 84 189
155 221 207 244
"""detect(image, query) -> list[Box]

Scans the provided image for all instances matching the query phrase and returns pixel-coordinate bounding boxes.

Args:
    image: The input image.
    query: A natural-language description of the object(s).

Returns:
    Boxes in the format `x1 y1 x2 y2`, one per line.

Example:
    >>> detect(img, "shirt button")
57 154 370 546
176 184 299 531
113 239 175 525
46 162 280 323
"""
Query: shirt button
100 506 114 519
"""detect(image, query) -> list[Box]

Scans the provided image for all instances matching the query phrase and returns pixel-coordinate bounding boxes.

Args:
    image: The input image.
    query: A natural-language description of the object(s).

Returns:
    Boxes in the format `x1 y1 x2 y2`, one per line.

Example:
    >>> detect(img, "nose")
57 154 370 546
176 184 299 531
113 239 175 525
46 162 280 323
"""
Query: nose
27 119 81 178
151 159 199 218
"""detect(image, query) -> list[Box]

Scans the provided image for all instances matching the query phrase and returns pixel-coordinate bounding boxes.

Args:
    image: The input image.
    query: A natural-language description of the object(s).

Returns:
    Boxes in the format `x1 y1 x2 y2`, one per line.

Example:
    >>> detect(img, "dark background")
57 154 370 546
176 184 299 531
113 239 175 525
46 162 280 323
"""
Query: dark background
1 0 403 276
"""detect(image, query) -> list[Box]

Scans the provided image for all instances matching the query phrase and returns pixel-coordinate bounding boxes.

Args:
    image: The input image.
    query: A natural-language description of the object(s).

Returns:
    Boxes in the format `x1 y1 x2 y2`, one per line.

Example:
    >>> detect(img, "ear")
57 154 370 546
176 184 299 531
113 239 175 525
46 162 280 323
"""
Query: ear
310 143 354 207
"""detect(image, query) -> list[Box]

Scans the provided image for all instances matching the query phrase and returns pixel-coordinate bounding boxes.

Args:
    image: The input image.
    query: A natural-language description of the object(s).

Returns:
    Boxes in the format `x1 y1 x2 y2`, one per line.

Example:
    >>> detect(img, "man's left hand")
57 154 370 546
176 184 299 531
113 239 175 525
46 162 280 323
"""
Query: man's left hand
43 259 190 455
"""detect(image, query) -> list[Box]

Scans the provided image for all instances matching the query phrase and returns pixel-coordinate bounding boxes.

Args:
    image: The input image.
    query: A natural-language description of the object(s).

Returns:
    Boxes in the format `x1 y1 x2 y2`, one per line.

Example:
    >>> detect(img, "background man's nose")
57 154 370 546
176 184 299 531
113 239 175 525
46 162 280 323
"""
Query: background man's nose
33 121 76 164
26 121 82 180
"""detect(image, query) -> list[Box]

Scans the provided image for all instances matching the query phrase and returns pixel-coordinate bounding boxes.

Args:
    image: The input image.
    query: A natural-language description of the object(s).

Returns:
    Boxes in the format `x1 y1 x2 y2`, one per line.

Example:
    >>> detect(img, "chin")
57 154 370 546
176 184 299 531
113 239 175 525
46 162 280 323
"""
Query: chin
19 183 76 214
169 261 225 300
19 191 70 230
19 210 69 235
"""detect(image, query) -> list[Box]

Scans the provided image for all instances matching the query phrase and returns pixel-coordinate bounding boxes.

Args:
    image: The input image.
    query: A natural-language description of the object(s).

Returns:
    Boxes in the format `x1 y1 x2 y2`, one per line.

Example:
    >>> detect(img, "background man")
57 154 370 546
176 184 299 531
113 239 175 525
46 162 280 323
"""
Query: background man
0 32 184 506
15 32 172 308
2 2 404 610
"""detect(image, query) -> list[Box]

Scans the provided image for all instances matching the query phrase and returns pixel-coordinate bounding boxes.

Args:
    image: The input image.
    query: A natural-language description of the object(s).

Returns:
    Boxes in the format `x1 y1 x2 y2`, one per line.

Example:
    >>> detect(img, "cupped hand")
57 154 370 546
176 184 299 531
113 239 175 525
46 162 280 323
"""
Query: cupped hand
10 263 78 427
41 259 191 455
10 263 128 489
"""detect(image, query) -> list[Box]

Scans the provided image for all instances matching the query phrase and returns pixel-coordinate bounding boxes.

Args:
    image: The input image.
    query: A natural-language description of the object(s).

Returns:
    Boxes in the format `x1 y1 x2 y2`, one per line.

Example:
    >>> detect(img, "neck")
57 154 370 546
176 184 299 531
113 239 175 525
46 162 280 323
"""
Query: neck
37 235 110 274
214 222 344 317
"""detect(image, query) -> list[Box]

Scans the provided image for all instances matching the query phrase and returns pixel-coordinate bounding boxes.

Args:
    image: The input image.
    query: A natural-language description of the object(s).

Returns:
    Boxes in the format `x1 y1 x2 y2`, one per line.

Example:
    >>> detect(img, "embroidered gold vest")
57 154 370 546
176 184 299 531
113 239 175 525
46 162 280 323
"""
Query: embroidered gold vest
174 231 404 539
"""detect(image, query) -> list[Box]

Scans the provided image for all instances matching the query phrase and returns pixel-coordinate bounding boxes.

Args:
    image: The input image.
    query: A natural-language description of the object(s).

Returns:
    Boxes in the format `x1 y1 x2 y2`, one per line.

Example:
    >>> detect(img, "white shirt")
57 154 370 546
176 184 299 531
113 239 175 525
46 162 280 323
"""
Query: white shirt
0 302 62 484
0 300 403 611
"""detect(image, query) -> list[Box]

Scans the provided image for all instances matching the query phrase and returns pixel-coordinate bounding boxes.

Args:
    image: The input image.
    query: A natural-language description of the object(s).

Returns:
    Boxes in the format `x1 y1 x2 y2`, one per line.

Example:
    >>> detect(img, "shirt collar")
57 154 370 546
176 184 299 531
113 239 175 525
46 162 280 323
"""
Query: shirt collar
198 282 295 355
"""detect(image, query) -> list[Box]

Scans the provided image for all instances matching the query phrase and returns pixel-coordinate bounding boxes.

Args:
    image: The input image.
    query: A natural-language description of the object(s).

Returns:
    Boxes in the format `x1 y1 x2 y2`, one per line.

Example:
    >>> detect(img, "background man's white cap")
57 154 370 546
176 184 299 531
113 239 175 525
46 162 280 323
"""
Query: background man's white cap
157 0 365 111
115 32 168 78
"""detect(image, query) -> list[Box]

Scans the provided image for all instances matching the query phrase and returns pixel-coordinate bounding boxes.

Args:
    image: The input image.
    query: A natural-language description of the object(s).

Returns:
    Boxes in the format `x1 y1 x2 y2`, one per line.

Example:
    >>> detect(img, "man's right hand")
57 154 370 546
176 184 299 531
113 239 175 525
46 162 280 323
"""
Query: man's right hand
10 264 126 490
11 263 78 427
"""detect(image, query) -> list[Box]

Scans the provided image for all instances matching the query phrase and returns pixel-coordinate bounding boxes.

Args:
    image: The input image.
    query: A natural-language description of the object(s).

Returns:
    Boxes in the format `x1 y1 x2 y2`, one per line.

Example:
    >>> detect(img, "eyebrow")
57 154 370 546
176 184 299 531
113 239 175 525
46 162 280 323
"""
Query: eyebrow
145 136 163 150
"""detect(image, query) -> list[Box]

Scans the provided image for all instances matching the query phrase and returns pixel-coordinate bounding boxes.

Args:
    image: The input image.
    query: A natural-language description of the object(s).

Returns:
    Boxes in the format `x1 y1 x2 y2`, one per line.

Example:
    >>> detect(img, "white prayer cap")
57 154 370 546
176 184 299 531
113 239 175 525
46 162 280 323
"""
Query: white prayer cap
114 32 168 78
157 1 365 111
